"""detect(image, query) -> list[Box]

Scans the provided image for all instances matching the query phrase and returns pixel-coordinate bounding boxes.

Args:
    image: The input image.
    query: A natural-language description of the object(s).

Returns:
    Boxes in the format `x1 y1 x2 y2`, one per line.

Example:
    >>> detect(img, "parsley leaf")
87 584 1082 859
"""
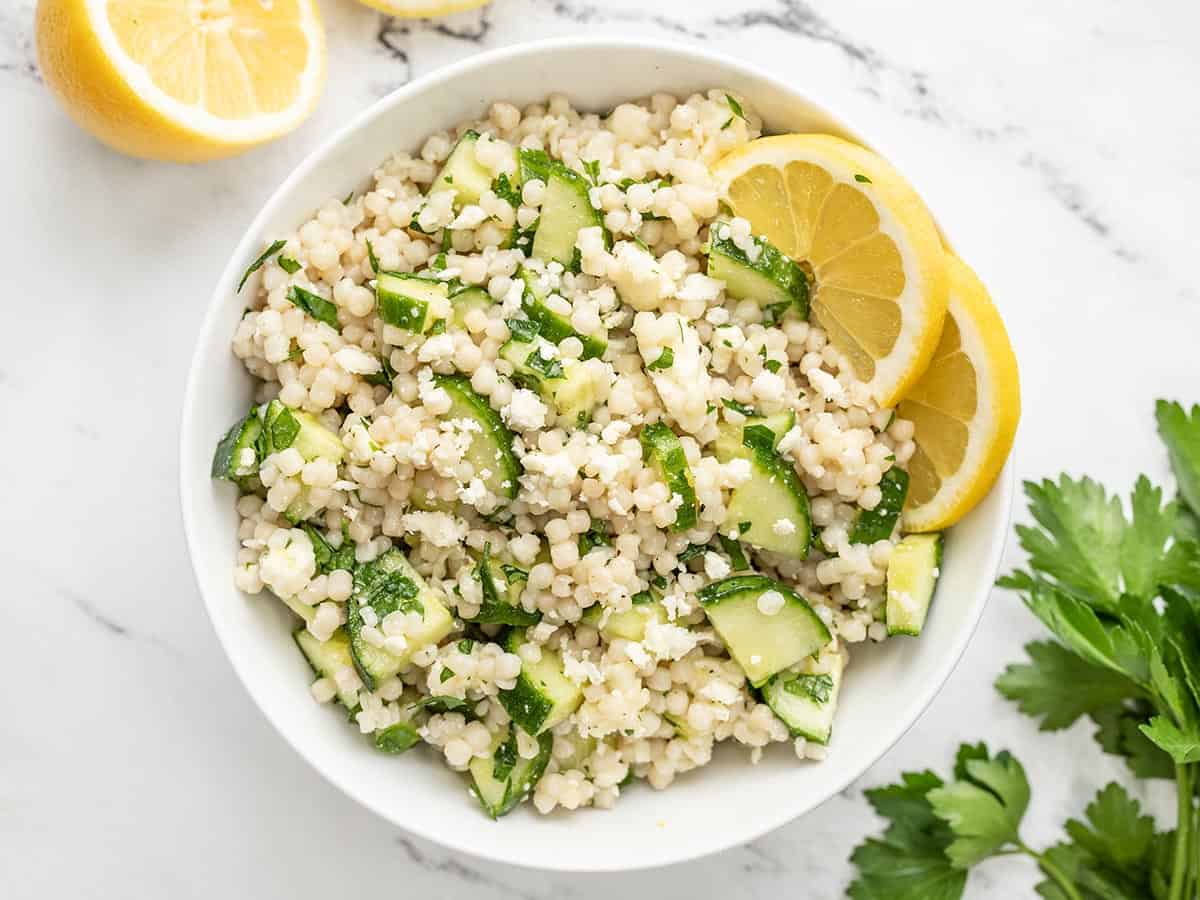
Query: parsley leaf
287 285 340 330
353 558 422 618
365 239 381 275
725 94 748 122
849 770 967 900
722 398 758 417
492 173 522 208
784 673 833 704
582 159 602 186
278 256 301 274
364 353 397 388
996 640 1141 731
302 525 356 575
578 518 612 556
926 746 1030 869
854 173 873 184
506 317 540 343
492 731 518 782
237 239 286 292
525 348 564 380
1156 399 1200 516
676 543 707 563
647 347 674 371
717 534 749 571
1091 700 1177 780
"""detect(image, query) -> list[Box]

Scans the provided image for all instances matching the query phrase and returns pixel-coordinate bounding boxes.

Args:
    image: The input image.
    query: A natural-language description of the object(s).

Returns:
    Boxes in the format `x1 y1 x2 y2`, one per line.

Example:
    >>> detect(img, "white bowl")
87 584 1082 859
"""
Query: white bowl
180 36 1014 872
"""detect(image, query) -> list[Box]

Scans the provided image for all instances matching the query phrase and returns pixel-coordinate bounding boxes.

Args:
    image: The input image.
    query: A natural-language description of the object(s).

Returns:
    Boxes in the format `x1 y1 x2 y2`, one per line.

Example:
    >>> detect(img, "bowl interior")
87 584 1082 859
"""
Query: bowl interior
181 38 1013 872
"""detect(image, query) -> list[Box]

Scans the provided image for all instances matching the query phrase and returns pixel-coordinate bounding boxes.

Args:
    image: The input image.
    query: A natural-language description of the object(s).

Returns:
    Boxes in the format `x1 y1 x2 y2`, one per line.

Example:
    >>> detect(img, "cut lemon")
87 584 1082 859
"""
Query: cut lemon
352 0 490 15
36 0 325 162
899 255 1020 532
713 134 948 406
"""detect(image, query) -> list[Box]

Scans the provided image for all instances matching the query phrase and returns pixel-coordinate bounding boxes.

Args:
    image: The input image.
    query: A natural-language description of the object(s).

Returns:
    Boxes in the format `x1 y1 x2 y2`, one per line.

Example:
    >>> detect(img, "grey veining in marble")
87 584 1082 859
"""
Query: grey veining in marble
3 1 1199 897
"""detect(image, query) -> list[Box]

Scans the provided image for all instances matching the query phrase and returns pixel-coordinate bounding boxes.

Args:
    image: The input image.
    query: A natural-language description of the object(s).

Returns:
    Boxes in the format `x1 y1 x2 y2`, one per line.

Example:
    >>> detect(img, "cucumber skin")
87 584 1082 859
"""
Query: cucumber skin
376 273 446 333
212 407 261 479
519 272 608 360
724 428 812 559
470 730 553 819
848 466 910 545
530 162 604 269
707 231 810 317
434 374 522 500
639 422 699 531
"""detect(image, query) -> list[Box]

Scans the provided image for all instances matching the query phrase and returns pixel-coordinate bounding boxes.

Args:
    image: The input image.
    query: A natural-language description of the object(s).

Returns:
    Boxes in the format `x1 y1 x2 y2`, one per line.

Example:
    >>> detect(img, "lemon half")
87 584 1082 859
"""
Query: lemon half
36 0 326 162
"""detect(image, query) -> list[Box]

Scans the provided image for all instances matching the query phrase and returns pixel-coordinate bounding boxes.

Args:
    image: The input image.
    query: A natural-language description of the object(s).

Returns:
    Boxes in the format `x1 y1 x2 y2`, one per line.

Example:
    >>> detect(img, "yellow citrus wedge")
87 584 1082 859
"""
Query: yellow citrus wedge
899 255 1020 532
36 0 325 162
713 134 948 406
351 0 490 15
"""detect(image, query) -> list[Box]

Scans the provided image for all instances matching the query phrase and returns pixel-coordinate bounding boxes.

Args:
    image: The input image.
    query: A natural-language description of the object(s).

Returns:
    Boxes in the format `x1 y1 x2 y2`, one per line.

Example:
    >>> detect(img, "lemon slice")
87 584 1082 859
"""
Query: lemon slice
899 255 1020 532
352 0 490 15
713 134 948 406
36 0 325 162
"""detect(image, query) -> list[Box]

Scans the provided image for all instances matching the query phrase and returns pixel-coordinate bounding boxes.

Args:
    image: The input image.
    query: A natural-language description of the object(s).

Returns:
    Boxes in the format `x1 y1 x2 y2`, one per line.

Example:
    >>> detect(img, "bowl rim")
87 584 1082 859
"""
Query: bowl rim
180 34 1016 872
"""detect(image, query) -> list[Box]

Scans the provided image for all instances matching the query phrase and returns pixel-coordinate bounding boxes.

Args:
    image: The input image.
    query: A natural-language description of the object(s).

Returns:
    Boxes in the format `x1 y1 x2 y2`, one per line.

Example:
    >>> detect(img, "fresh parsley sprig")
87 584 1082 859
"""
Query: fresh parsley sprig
850 399 1200 900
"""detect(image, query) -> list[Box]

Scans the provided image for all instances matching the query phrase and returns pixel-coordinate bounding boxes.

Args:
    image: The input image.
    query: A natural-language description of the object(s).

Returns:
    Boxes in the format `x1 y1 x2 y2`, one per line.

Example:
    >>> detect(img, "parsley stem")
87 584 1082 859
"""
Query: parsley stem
1018 840 1083 900
1170 764 1193 900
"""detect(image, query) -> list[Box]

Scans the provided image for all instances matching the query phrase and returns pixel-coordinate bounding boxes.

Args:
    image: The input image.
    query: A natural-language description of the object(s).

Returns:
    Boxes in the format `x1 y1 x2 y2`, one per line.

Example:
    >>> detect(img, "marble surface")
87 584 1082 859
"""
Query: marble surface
3 0 1198 896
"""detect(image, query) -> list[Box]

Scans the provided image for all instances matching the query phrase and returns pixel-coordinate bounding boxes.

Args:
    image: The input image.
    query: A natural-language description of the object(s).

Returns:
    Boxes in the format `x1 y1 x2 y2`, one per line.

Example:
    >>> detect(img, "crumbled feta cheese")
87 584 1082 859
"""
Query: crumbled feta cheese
333 346 382 375
808 368 845 404
703 551 731 580
503 388 549 431
642 619 701 661
772 518 797 536
632 311 712 435
417 333 456 365
400 510 467 548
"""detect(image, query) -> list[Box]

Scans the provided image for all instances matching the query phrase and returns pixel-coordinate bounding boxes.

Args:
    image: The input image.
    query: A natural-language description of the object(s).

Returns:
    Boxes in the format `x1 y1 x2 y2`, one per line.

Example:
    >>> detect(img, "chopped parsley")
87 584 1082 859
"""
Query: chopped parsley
722 398 758 417
365 239 381 275
439 667 455 683
237 239 286 292
578 518 612 556
278 256 301 274
492 731 518 782
492 173 522 208
676 543 708 563
365 353 397 388
784 673 834 704
582 159 602 186
764 359 782 374
506 317 541 343
725 94 748 122
501 564 528 584
854 173 872 184
287 286 340 331
457 639 475 655
647 347 674 371
525 349 564 380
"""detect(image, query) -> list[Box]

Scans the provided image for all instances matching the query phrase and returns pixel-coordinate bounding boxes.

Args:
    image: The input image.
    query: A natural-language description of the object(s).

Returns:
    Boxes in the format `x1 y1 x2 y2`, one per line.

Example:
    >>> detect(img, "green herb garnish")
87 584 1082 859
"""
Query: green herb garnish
722 398 758 417
287 286 340 330
725 94 748 122
647 347 674 371
237 239 286 292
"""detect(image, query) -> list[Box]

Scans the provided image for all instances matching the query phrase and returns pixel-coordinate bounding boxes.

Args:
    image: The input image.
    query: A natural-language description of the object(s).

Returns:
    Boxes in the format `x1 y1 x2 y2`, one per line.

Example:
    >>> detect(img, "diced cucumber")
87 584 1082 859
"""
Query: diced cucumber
639 422 698 532
450 286 492 329
530 161 602 268
294 628 360 710
346 548 454 689
707 226 809 317
377 272 448 333
886 533 943 636
435 374 521 502
429 131 513 207
580 597 667 642
723 424 811 559
698 575 831 686
468 545 541 627
711 410 795 463
763 653 844 744
468 728 553 819
498 631 583 735
374 720 421 754
500 337 601 422
263 400 345 463
519 271 607 359
212 406 263 480
518 148 552 185
848 466 909 544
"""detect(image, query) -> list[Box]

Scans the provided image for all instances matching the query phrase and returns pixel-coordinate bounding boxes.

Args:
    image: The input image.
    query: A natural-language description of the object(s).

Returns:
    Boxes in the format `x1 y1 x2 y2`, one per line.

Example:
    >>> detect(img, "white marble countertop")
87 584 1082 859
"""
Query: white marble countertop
3 0 1198 896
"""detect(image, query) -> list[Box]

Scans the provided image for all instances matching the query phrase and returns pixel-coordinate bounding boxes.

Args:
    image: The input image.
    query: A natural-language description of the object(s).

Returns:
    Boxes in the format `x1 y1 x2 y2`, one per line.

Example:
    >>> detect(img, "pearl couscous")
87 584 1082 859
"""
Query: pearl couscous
212 90 941 817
